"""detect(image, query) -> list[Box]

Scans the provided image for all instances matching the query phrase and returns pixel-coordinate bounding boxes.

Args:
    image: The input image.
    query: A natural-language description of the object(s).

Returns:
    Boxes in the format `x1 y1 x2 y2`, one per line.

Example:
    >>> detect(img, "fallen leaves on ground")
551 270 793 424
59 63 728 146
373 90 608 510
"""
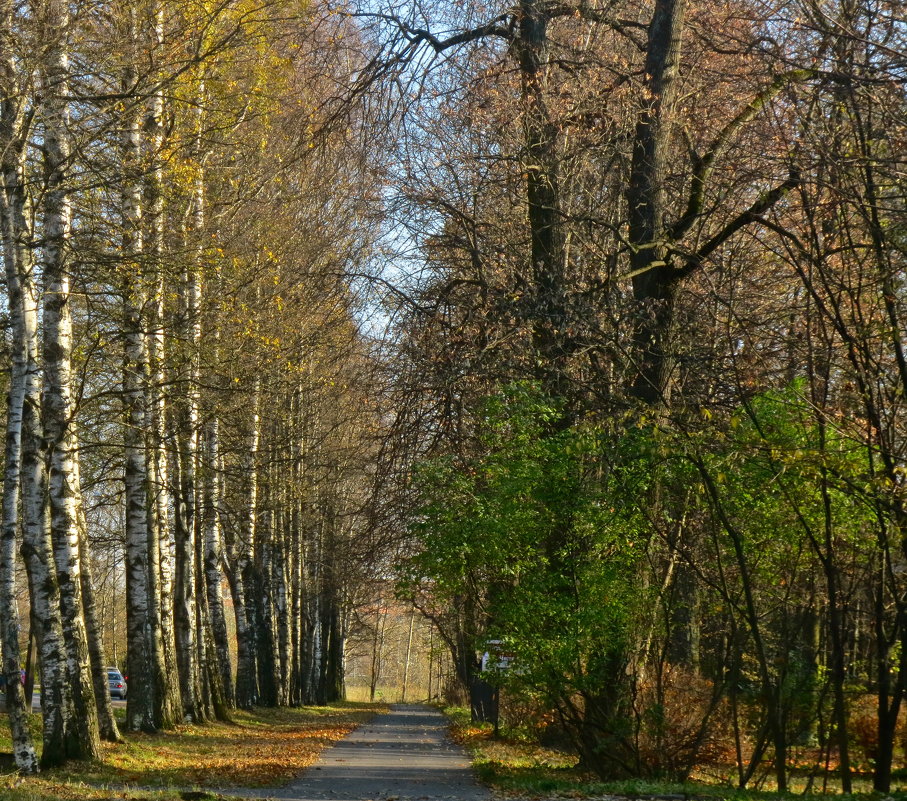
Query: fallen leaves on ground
41 703 388 792
118 723 352 787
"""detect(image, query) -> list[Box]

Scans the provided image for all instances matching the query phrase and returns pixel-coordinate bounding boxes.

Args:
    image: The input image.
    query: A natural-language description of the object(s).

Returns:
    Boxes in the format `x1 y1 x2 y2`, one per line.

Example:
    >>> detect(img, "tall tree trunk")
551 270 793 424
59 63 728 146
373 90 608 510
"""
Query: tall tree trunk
401 607 415 703
39 0 101 750
75 501 121 742
72 419 120 739
0 273 39 771
19 254 76 766
626 0 686 405
289 489 303 705
235 377 261 707
142 0 183 729
121 4 158 732
42 206 103 759
515 0 568 389
17 3 79 767
0 0 39 771
172 405 203 720
274 507 291 705
255 490 281 706
203 417 234 706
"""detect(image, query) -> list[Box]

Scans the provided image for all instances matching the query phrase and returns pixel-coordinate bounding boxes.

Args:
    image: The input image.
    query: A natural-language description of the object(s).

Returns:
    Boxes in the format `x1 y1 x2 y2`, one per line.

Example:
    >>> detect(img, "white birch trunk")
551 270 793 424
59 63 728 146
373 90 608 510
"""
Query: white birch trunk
39 0 101 752
171 399 200 720
17 0 80 766
0 7 39 764
174 80 208 721
144 0 182 729
121 6 155 730
19 173 74 768
307 517 325 703
289 387 305 705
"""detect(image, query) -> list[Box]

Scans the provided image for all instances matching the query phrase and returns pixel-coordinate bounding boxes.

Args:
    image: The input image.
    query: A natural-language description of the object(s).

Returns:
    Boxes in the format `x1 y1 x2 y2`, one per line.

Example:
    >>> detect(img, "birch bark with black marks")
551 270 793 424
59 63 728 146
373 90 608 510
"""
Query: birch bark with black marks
194 468 227 720
0 1 39 768
305 513 325 703
121 4 157 732
170 391 201 720
129 1 177 732
20 0 81 767
19 180 75 766
39 0 101 750
177 77 227 721
173 93 205 723
144 0 183 729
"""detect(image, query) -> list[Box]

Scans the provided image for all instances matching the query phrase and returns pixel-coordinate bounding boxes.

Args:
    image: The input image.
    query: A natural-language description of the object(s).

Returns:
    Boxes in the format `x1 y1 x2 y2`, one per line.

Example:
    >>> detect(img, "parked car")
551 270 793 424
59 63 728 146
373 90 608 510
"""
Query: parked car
107 667 127 699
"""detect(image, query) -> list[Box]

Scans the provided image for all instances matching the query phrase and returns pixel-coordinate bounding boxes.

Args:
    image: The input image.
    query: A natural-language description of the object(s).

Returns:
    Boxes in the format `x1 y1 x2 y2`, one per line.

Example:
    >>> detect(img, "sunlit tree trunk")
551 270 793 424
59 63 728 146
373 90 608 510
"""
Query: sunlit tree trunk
21 0 83 767
121 4 159 732
41 103 103 763
140 8 183 729
39 0 102 751
173 248 204 722
14 244 74 766
142 0 183 729
0 5 39 767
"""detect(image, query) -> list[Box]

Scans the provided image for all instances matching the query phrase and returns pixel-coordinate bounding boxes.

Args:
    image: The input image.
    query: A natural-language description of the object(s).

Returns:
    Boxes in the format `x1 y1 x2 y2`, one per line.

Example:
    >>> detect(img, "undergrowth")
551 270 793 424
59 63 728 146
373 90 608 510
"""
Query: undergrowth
443 706 907 800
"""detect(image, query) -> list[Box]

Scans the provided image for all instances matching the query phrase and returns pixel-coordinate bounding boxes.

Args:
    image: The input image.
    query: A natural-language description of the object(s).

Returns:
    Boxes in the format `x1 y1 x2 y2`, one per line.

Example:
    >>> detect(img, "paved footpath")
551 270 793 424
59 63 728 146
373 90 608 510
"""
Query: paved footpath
228 704 490 801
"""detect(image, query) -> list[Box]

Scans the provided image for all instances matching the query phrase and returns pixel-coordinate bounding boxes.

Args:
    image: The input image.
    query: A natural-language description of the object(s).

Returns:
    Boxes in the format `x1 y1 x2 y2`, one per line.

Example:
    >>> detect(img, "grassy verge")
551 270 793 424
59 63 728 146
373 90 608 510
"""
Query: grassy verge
0 701 386 801
443 707 907 801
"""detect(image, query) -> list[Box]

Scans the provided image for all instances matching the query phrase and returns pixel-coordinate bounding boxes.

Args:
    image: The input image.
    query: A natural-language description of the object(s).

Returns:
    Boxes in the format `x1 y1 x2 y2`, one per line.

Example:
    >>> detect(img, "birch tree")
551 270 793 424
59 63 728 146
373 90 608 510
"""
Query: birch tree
0 0 39 772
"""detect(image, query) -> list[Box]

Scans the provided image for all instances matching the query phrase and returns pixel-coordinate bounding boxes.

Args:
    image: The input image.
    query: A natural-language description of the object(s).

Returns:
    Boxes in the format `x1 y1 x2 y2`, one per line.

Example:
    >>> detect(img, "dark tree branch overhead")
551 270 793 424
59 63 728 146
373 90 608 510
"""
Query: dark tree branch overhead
670 69 816 242
679 167 802 277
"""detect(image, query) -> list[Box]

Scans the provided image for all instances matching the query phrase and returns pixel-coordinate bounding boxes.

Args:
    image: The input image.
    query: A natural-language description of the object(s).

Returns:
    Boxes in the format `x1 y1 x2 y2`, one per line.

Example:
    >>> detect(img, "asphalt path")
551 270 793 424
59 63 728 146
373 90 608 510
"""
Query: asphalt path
229 704 490 801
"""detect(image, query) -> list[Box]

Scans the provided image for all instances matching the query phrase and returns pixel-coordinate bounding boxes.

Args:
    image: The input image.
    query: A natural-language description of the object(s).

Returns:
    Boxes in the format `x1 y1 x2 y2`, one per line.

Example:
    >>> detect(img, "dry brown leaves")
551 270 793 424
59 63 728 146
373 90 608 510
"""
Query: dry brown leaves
103 722 356 788
45 704 387 792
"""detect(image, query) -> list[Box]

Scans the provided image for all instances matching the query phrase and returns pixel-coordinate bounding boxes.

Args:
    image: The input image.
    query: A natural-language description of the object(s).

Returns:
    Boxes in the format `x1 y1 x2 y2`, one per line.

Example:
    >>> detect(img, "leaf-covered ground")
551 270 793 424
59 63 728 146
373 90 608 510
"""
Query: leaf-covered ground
444 707 907 801
0 702 386 800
